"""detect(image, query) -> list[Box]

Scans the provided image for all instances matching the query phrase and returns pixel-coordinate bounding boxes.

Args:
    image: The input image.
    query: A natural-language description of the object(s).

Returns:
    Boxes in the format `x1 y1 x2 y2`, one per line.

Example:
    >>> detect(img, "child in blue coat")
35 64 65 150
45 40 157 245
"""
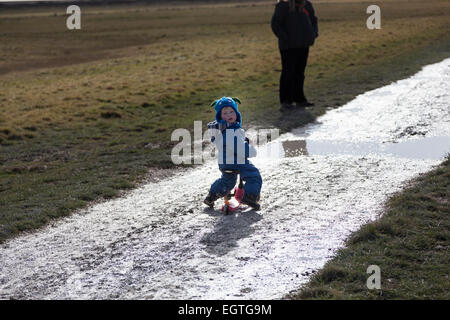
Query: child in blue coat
204 97 262 210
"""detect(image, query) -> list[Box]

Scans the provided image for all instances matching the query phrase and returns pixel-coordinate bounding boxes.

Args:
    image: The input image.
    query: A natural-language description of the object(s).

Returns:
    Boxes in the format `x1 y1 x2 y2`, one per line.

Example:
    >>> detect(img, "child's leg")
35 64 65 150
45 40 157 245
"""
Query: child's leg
239 164 262 210
239 164 262 198
209 171 238 198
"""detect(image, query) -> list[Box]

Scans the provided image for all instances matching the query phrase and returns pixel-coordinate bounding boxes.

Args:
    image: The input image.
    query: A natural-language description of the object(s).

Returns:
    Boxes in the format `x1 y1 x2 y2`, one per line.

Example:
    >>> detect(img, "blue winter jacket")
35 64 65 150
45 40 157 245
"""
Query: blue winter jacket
209 122 257 167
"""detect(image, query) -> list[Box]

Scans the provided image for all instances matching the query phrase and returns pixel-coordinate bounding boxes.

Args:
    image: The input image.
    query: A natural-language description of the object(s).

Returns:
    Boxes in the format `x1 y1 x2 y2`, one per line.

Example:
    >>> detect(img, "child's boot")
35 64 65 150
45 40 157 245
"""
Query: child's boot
241 193 261 211
204 192 220 208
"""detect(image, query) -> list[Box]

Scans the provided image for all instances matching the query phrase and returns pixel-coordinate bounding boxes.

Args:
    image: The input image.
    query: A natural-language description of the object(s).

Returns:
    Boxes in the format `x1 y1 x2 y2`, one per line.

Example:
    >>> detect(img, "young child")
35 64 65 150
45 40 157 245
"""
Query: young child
204 97 262 210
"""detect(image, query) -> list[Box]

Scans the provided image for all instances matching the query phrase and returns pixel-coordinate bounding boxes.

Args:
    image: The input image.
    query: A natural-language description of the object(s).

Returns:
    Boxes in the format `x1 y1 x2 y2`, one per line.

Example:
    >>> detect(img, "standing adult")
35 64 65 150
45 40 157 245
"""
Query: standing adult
271 0 318 109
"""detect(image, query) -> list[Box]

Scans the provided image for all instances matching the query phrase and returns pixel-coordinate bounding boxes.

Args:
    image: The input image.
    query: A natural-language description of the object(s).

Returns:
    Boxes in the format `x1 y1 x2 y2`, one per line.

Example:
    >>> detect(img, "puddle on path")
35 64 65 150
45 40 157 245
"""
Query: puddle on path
259 135 450 160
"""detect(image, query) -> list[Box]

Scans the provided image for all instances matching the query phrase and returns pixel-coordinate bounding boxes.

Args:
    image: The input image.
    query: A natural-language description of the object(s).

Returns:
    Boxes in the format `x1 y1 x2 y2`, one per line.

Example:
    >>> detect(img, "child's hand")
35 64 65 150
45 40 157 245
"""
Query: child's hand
207 120 227 131
207 120 219 130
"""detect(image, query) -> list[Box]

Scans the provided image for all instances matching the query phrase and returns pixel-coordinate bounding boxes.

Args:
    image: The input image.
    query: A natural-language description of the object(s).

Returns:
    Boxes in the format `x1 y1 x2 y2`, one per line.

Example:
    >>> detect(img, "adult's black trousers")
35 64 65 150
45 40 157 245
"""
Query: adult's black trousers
279 47 310 104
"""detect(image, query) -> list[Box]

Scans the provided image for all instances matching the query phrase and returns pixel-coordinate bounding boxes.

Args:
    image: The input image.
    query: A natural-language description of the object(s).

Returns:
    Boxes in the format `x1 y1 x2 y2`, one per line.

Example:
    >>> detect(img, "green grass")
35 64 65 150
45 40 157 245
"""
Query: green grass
289 157 450 299
0 0 449 242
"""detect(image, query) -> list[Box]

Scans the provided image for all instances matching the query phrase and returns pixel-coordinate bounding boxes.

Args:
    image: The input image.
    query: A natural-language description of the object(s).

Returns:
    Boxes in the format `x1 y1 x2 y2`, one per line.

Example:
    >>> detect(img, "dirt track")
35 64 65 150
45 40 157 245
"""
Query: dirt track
0 58 449 299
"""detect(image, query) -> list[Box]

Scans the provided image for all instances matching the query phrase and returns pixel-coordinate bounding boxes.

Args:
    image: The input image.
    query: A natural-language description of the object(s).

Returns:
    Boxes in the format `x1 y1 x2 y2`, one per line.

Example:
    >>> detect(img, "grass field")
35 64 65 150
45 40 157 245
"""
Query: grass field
0 0 449 246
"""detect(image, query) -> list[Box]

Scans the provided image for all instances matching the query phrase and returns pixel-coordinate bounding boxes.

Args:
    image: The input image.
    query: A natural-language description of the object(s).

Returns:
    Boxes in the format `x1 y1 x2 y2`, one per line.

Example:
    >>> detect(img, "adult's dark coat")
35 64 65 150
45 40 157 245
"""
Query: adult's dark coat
271 0 319 50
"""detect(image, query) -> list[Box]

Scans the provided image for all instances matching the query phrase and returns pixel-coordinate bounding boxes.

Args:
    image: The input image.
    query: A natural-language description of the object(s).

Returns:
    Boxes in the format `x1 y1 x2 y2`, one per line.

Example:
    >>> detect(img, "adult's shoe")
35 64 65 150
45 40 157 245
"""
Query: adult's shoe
280 102 294 111
295 100 315 108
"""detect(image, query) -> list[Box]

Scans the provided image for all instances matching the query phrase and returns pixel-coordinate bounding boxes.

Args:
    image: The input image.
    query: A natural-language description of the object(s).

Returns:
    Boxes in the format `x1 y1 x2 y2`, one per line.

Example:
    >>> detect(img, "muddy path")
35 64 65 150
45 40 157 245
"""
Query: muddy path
1 58 449 299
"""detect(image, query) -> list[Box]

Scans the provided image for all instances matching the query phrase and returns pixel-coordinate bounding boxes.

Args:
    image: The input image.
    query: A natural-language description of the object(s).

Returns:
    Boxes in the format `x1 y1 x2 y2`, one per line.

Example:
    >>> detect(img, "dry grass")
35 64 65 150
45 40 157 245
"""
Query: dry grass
1 0 449 141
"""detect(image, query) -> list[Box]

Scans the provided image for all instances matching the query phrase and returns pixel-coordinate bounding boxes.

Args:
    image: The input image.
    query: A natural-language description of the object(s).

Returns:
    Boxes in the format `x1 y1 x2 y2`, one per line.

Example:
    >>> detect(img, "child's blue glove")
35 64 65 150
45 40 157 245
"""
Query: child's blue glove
207 120 225 143
207 120 227 131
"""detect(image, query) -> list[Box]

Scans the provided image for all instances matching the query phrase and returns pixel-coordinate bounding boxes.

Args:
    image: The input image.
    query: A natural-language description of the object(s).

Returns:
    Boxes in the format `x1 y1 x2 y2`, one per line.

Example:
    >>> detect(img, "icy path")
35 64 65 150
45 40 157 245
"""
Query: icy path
1 59 449 300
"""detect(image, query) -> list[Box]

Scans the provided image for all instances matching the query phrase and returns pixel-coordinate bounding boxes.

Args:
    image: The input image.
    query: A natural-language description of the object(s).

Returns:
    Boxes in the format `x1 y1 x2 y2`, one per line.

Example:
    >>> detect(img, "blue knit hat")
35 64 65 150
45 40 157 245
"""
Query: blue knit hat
210 96 242 125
